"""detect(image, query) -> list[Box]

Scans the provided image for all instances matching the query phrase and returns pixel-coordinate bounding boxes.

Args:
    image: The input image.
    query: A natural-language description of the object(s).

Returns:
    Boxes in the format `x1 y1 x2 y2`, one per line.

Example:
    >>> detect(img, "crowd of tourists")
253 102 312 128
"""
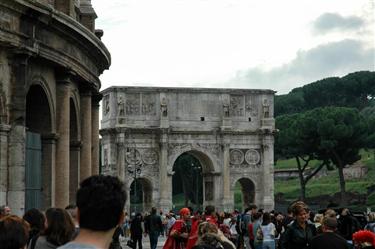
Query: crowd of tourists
1 175 375 249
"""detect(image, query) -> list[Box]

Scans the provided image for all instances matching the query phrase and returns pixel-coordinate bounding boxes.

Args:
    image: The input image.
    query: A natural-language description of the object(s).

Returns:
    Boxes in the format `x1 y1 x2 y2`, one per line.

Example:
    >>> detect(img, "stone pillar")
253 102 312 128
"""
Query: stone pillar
91 95 100 175
0 124 10 205
69 141 81 204
222 142 232 211
8 54 29 216
55 78 71 208
262 135 274 211
80 90 92 181
159 132 170 212
41 134 58 209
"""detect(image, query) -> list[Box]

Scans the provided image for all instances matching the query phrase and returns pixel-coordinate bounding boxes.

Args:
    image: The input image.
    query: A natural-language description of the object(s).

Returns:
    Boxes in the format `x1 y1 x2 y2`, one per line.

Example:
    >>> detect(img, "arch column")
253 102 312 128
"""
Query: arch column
42 134 58 209
0 124 10 205
222 141 232 211
91 95 101 175
80 89 92 181
8 53 29 216
262 135 274 211
55 76 71 208
69 141 81 203
159 132 170 212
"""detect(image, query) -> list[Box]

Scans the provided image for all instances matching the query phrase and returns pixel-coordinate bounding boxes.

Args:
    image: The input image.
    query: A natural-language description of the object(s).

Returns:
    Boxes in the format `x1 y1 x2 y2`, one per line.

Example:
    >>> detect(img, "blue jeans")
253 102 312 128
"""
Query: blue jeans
262 240 275 249
149 232 159 249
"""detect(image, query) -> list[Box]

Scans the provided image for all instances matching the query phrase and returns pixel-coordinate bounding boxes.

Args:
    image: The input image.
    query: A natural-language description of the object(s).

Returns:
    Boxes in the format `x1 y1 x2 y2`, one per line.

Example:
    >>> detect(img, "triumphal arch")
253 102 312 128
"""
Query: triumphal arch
100 87 276 212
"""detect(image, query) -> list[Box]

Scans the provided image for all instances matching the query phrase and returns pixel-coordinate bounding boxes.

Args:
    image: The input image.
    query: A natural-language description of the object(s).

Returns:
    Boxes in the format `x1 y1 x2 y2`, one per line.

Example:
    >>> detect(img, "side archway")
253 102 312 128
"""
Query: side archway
129 177 153 213
233 177 256 211
25 83 54 210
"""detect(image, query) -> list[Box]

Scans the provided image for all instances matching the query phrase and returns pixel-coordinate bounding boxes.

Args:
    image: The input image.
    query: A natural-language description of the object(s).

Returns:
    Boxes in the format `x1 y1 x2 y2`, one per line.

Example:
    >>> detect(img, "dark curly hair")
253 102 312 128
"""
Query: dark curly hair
77 175 126 231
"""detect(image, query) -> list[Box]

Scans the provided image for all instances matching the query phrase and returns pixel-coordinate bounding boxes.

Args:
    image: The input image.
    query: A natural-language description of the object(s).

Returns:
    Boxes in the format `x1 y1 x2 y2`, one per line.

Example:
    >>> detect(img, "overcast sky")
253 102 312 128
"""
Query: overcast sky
92 0 374 95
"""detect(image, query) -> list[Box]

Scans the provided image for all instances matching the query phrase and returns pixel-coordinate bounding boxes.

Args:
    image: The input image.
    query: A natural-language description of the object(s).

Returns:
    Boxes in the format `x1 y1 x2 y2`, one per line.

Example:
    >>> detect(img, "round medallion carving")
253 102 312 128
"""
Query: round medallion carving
125 148 142 165
142 149 158 164
230 149 244 165
245 149 260 165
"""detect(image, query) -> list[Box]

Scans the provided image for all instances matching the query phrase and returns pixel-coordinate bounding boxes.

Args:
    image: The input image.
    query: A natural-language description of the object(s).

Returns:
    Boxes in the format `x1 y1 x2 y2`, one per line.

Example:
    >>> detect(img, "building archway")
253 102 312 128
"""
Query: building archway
129 177 153 213
233 178 255 211
25 84 53 210
172 150 215 212
69 98 80 203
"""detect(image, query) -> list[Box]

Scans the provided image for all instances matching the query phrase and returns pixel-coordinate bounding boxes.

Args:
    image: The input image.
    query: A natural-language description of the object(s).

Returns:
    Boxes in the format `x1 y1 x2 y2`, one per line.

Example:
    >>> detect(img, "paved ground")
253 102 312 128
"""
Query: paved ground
120 235 167 249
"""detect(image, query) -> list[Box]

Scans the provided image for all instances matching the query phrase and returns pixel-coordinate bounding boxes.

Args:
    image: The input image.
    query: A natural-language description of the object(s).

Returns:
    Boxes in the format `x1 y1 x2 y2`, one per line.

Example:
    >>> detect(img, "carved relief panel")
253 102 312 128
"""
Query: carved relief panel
230 95 244 117
141 94 156 115
125 94 140 115
103 94 110 116
117 93 125 116
245 95 259 117
229 149 261 168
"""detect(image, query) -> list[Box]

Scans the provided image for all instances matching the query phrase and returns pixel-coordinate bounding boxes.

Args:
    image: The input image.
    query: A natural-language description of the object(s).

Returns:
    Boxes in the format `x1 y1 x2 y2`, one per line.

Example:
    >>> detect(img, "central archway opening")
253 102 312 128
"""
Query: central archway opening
172 153 203 211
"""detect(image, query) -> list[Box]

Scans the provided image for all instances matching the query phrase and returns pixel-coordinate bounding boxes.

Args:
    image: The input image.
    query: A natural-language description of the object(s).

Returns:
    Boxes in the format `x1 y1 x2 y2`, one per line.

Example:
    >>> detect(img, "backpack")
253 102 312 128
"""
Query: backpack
255 226 263 241
365 223 375 233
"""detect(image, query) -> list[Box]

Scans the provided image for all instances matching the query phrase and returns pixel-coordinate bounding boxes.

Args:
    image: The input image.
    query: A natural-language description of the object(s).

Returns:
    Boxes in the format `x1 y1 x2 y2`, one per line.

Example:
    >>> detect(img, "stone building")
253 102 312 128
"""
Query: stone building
100 87 276 212
0 0 110 215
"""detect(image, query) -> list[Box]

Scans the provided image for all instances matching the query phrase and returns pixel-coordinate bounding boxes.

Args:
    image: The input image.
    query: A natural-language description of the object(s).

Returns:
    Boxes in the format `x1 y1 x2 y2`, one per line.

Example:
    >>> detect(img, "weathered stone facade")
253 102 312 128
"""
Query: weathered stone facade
100 87 276 212
0 0 110 215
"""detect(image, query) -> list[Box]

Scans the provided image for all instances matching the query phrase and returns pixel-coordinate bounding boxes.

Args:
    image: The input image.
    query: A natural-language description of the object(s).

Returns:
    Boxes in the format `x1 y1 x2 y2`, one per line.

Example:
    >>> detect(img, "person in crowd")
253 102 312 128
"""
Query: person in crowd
187 206 218 249
130 213 143 249
57 175 126 249
273 212 284 245
352 230 375 249
250 212 263 249
166 212 177 236
237 205 257 249
365 213 375 233
0 205 11 219
109 226 124 249
279 201 317 249
163 208 191 249
65 204 79 239
192 221 235 249
228 216 238 245
23 208 46 247
260 212 276 249
313 213 324 234
338 208 361 241
0 215 30 249
324 209 337 218
144 207 163 249
310 216 349 249
282 206 293 231
123 212 130 238
32 208 75 249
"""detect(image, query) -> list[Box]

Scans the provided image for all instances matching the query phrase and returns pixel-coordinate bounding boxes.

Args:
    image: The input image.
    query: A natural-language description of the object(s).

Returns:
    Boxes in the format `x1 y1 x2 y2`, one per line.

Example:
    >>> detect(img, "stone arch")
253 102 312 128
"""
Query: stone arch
28 76 56 132
232 177 256 211
168 145 219 174
26 82 54 210
171 149 217 209
128 176 153 213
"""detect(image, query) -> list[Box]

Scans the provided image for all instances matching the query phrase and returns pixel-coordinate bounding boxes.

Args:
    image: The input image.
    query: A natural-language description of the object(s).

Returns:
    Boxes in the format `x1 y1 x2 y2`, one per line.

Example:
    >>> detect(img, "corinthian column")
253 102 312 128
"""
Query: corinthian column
91 95 101 175
55 76 71 208
80 90 92 181
222 141 232 211
159 132 170 211
262 135 274 211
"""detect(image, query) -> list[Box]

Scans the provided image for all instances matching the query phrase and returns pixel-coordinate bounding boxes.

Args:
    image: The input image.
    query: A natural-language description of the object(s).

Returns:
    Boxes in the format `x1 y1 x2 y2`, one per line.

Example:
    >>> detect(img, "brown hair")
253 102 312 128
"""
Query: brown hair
44 208 75 246
291 201 309 216
0 215 30 249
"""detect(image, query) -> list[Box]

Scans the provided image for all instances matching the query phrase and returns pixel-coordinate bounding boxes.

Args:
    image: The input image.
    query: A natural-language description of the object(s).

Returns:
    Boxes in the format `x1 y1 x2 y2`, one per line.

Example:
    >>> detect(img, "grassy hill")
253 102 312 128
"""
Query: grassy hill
274 150 375 210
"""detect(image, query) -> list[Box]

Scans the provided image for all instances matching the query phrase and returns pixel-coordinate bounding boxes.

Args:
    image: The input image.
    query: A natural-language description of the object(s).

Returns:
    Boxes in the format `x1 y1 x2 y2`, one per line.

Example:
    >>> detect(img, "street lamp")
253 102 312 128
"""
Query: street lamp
191 162 202 211
127 147 142 213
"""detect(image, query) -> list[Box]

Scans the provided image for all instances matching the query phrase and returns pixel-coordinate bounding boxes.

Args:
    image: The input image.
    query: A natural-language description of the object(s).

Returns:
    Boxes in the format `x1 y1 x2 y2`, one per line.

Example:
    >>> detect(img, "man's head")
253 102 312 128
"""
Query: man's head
0 205 11 218
0 215 29 249
205 205 215 216
248 204 257 214
322 216 338 232
151 207 157 215
76 175 126 231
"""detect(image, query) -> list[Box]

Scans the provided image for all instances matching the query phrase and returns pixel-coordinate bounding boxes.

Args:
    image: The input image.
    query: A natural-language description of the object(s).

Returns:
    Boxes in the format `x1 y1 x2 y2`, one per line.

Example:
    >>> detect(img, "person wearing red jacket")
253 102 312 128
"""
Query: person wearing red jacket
163 208 191 249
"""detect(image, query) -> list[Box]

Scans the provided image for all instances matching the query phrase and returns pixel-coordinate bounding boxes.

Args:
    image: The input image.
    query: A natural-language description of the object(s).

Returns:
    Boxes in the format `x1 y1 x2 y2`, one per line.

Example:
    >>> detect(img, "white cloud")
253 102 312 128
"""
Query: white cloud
92 0 374 93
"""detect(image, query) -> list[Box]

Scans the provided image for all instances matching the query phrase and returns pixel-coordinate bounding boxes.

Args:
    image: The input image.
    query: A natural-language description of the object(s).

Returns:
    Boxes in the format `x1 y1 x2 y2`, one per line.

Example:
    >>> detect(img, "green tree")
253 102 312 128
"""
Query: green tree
275 113 328 200
309 107 368 204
